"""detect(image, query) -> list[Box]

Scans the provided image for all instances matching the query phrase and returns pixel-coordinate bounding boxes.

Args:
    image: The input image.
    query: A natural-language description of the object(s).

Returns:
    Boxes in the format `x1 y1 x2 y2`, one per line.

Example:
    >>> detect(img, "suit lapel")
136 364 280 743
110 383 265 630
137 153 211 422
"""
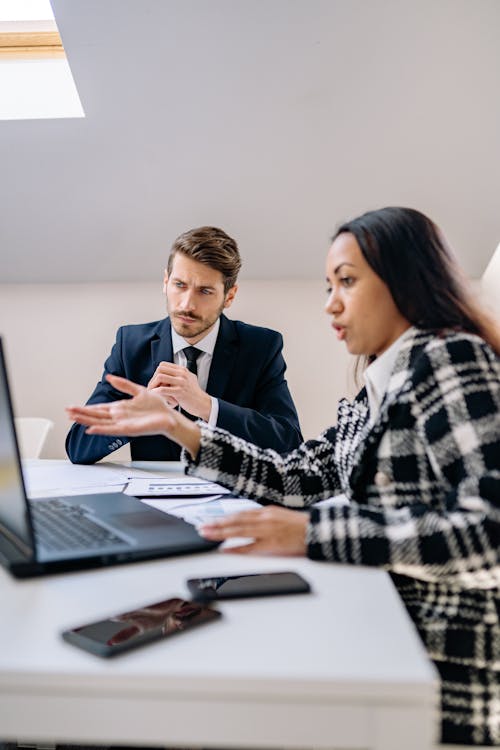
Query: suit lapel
150 317 174 366
207 315 238 398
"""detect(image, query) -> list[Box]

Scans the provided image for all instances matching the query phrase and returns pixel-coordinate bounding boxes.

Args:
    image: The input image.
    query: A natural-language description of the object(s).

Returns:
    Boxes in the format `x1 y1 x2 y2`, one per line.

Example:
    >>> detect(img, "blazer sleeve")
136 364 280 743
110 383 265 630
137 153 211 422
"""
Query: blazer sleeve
216 332 302 452
307 336 500 583
66 327 131 464
185 422 342 506
187 335 500 584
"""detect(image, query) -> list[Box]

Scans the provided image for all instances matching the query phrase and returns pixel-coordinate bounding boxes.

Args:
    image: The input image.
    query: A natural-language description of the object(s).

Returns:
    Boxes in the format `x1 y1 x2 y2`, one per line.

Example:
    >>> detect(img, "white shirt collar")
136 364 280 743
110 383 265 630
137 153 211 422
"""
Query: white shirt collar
363 328 410 423
171 317 220 357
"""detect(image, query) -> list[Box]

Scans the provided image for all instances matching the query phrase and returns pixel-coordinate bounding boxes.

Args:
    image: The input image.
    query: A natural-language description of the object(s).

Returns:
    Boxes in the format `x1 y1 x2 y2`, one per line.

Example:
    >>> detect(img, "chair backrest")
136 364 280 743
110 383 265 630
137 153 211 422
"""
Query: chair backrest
481 241 500 317
14 417 54 459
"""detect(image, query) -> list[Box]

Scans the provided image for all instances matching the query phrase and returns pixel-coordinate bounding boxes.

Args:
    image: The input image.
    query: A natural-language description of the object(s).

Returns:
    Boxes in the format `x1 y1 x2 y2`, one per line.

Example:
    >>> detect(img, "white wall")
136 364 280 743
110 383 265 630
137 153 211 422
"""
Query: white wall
0 274 495 461
0 281 354 459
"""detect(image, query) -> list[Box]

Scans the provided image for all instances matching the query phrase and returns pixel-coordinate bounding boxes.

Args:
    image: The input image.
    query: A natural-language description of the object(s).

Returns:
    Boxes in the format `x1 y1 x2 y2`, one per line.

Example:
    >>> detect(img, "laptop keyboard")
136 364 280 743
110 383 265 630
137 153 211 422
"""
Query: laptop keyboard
31 498 130 552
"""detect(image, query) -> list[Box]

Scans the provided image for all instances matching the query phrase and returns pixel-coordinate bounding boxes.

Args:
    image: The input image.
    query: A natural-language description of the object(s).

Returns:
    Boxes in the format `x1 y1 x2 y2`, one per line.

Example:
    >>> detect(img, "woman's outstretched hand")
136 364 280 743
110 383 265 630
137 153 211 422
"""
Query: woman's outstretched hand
66 373 202 457
199 505 309 556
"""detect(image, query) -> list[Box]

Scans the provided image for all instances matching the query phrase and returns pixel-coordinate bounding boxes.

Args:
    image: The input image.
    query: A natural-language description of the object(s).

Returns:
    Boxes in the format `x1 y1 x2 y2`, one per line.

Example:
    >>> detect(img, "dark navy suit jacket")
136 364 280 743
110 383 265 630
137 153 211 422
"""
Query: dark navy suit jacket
66 314 302 463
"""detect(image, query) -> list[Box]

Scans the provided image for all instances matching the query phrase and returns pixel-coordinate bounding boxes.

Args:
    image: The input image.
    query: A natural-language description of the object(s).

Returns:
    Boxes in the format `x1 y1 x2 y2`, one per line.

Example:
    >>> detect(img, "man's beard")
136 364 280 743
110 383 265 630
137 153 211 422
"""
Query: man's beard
169 303 225 341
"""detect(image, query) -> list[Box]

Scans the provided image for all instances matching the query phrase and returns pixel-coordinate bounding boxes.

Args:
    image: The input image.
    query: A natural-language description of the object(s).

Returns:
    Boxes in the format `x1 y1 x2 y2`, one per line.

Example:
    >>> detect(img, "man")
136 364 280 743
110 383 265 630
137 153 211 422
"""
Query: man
66 226 302 463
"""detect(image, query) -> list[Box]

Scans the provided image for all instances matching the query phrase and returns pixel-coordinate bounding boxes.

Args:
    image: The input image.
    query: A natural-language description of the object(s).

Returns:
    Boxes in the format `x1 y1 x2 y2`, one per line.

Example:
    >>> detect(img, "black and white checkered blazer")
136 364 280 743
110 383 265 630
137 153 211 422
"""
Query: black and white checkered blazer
186 327 500 745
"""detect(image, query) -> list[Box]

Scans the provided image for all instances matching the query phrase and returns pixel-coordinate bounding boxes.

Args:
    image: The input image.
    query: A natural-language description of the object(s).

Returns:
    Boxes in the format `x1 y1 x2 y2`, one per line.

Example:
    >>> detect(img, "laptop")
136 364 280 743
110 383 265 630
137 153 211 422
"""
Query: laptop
0 338 218 579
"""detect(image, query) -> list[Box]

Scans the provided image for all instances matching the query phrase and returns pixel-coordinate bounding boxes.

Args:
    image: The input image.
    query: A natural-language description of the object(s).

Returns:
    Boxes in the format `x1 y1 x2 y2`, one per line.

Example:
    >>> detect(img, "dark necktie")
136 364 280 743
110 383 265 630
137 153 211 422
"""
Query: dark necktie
183 346 200 376
181 346 201 419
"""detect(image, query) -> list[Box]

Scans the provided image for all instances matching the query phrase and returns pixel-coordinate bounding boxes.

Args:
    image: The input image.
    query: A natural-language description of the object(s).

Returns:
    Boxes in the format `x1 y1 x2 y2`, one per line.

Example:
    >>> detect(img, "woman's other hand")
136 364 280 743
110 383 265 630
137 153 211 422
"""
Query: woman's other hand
199 506 308 556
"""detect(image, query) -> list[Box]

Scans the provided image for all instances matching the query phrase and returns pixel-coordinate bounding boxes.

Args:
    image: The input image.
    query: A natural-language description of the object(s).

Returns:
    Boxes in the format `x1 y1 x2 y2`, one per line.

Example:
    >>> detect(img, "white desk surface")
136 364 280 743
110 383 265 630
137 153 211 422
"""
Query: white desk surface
0 461 438 750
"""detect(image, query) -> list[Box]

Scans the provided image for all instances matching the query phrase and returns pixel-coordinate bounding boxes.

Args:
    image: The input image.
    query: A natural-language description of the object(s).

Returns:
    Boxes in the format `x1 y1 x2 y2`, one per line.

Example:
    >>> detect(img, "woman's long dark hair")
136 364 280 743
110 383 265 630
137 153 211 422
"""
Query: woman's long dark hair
333 207 500 355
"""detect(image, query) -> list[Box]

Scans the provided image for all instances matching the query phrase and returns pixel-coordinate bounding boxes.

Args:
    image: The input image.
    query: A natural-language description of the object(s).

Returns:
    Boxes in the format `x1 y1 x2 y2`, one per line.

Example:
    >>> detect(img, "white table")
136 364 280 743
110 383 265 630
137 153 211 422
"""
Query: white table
0 461 438 750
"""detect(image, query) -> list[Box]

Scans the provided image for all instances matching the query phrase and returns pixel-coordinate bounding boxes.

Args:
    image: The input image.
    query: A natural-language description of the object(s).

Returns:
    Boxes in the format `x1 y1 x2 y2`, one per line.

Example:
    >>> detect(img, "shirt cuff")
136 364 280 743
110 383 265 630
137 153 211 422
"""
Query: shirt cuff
208 396 219 427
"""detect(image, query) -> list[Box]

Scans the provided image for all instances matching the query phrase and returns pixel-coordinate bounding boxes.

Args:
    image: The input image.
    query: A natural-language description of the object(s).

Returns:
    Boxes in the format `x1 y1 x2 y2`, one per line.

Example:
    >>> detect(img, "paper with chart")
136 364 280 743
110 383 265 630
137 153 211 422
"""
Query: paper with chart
125 476 231 497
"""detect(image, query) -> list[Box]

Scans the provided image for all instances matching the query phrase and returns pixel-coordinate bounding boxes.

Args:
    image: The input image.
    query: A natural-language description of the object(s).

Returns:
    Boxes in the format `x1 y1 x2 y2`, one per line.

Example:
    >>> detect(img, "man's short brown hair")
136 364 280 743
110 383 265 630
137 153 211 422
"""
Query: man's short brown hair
167 226 241 293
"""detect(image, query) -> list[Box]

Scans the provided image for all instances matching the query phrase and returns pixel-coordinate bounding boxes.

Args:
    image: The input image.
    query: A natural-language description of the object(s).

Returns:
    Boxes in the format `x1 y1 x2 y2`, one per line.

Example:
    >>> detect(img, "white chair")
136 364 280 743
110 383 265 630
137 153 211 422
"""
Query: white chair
14 417 54 459
481 240 500 317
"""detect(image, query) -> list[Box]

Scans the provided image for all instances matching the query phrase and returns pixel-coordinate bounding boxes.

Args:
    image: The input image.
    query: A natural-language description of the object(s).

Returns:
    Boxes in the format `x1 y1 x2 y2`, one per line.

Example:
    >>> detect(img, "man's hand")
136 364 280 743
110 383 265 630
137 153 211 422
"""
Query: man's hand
147 362 212 420
199 506 309 556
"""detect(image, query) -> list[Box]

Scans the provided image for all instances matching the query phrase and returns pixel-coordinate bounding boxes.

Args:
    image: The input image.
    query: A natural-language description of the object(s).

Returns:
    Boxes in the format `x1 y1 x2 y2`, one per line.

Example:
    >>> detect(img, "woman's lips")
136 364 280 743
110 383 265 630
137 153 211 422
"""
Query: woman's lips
333 324 346 341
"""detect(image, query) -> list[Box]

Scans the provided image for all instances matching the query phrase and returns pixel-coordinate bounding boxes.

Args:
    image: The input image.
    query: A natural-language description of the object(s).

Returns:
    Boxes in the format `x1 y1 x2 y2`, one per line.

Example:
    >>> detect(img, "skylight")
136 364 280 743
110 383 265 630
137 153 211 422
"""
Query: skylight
0 0 55 22
0 0 84 120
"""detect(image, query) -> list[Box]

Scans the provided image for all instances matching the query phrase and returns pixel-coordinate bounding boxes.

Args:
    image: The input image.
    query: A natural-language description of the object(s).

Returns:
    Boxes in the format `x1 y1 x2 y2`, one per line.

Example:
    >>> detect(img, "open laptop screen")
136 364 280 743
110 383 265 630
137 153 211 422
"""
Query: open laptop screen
0 339 33 546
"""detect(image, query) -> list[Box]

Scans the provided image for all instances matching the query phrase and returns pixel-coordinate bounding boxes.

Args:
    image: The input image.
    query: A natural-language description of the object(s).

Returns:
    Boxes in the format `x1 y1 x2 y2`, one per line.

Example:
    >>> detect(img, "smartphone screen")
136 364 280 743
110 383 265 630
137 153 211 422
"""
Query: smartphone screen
187 571 311 601
62 597 221 657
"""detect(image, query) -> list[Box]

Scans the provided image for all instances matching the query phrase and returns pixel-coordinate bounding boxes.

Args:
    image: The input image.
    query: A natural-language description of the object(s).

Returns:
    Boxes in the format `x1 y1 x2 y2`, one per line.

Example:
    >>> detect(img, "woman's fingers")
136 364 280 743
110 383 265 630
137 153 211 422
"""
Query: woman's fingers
66 404 113 424
66 401 131 434
66 375 194 442
200 506 308 557
199 509 265 540
105 373 144 396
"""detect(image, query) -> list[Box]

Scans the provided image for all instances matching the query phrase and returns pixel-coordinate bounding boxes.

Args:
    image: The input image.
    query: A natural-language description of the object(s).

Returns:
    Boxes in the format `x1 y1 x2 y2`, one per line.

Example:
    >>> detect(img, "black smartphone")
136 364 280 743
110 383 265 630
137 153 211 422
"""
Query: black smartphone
186 571 311 601
61 597 221 657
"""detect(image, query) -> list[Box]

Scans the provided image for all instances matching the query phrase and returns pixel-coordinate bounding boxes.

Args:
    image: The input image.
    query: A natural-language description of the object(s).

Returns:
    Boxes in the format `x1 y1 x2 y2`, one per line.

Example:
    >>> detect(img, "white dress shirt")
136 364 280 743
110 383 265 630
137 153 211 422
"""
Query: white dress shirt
363 327 412 424
316 327 412 509
171 318 220 427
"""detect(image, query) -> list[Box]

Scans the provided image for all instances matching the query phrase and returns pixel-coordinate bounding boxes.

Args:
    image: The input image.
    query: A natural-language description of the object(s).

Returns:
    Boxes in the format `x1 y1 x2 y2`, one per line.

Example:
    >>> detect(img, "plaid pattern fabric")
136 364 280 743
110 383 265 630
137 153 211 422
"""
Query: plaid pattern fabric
186 328 500 745
393 573 500 746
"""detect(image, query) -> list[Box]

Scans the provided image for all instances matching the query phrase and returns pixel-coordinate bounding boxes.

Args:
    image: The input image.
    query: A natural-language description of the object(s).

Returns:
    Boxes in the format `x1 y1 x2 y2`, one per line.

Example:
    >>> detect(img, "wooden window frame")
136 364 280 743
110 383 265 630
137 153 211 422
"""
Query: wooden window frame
0 20 64 59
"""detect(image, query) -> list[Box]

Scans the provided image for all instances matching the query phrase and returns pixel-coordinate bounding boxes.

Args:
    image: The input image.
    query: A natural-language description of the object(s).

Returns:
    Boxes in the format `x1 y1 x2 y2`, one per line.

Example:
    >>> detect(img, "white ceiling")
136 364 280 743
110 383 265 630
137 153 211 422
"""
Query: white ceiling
1 0 499 283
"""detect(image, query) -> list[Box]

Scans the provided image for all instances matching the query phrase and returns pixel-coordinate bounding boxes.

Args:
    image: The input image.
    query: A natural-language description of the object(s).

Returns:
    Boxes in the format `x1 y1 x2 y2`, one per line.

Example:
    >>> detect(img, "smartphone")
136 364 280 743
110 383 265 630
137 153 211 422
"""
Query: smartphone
61 597 222 657
186 571 311 601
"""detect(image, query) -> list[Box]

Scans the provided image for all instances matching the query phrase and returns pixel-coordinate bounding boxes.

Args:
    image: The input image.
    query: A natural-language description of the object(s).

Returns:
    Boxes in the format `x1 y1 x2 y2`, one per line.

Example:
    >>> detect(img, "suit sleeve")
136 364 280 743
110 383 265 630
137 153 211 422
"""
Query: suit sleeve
307 337 500 583
66 328 131 464
216 332 302 452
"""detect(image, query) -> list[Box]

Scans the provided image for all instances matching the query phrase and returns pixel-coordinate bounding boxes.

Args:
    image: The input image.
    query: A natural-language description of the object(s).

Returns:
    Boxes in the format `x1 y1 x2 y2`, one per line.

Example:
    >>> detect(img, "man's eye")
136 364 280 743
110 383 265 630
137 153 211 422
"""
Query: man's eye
175 281 185 288
200 289 212 295
326 286 332 295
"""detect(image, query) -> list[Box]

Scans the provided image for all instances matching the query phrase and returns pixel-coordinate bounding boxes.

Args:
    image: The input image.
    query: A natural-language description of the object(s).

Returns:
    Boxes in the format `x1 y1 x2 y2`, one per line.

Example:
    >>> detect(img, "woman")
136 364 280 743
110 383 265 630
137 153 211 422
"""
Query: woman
68 207 500 746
